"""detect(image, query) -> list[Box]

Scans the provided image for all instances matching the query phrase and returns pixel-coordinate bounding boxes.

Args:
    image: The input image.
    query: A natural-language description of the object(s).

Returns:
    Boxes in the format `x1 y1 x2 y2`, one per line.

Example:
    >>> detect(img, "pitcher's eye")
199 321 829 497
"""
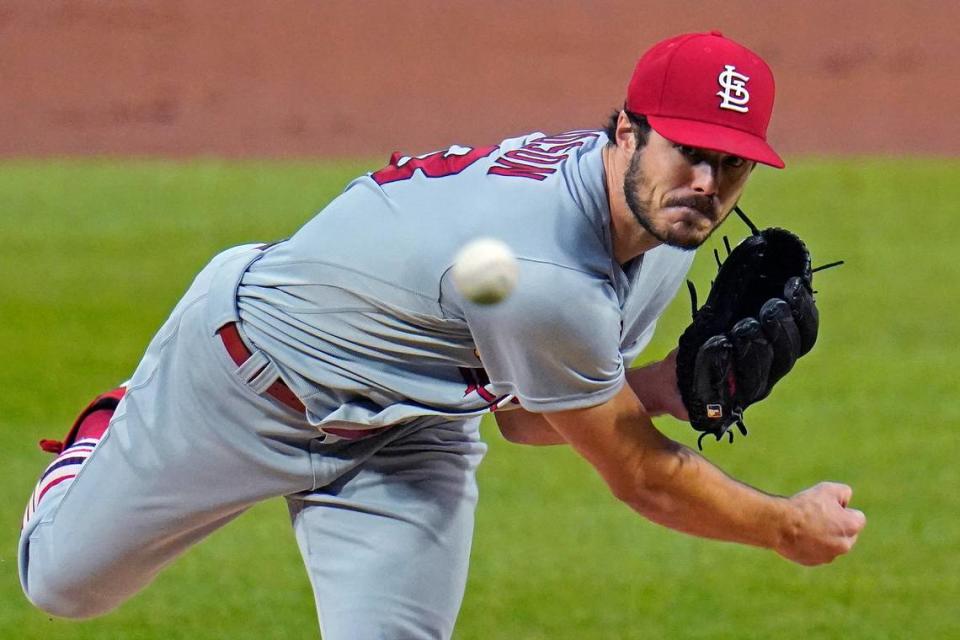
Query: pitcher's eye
724 155 746 169
675 144 701 161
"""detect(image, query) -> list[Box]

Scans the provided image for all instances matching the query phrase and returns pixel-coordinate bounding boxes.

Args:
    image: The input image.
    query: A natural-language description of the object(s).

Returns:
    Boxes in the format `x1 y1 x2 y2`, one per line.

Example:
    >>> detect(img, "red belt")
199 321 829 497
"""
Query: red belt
218 322 388 440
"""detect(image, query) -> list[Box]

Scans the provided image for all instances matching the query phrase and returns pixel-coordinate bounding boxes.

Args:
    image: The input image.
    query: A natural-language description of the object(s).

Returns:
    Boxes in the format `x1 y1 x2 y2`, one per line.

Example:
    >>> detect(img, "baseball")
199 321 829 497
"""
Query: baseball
451 237 519 305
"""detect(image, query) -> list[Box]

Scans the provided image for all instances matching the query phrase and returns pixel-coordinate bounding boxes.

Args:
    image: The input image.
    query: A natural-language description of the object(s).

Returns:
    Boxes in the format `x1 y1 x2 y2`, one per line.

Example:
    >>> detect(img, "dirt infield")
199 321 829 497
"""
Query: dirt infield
1 1 956 158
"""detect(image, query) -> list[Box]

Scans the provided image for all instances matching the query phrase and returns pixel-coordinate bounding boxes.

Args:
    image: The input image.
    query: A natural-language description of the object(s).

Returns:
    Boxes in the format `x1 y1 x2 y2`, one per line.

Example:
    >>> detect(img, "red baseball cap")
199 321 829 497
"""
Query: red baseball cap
625 31 784 168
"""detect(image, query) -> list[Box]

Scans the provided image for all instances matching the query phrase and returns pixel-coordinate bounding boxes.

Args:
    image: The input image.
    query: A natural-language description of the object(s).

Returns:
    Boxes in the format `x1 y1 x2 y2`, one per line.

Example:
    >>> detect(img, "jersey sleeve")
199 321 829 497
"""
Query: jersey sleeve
453 259 625 412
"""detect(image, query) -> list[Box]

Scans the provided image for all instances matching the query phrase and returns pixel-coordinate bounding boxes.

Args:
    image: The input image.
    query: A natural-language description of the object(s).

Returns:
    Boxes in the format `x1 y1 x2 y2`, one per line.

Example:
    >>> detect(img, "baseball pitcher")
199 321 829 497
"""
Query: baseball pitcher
19 31 865 639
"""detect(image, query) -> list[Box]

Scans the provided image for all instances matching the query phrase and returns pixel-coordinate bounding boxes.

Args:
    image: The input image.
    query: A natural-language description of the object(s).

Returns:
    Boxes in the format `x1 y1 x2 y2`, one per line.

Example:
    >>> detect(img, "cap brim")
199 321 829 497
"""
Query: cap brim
647 115 785 169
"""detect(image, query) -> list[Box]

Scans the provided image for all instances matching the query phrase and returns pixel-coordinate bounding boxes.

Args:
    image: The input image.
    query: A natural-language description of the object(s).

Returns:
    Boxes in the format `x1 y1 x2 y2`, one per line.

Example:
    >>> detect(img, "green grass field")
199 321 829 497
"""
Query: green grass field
1 157 957 639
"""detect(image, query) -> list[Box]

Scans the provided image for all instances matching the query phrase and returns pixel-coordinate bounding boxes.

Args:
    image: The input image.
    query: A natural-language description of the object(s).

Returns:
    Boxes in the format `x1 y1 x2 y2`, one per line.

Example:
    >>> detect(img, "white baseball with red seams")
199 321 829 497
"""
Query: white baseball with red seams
451 237 519 305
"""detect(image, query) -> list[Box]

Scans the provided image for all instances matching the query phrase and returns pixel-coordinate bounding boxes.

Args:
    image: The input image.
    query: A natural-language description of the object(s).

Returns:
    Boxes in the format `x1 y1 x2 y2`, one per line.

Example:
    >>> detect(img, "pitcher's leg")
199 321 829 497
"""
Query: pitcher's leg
19 292 317 619
289 418 487 640
20 402 250 618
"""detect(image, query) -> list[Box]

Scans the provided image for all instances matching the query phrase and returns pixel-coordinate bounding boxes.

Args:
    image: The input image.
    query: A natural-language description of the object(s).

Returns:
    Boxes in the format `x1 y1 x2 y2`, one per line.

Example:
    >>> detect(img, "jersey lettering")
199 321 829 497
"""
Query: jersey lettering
371 145 498 185
487 157 557 181
487 130 601 181
505 149 572 164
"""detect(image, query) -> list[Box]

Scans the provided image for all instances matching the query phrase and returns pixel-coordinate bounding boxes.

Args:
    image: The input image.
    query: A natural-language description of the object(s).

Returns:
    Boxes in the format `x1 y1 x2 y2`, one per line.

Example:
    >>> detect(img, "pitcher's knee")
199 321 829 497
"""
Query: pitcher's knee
24 568 120 620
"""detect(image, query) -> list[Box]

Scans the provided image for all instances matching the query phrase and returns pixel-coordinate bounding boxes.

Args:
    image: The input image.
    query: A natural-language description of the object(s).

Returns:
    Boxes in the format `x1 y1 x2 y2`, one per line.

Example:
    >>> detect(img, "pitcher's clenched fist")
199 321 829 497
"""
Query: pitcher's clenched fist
775 482 867 566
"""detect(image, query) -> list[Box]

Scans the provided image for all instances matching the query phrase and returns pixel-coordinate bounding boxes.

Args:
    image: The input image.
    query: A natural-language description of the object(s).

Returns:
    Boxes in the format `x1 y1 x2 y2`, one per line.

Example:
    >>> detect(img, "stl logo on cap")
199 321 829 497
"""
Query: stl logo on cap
717 65 750 113
624 31 785 168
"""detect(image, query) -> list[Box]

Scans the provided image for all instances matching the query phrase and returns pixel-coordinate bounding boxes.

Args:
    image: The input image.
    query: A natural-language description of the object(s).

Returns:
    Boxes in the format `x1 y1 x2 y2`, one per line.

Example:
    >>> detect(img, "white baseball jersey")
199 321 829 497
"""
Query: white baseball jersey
236 130 694 432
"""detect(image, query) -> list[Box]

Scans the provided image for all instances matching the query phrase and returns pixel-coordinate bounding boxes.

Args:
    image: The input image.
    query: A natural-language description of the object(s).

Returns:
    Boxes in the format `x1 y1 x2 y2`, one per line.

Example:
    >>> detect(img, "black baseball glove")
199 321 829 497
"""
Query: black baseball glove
675 207 840 449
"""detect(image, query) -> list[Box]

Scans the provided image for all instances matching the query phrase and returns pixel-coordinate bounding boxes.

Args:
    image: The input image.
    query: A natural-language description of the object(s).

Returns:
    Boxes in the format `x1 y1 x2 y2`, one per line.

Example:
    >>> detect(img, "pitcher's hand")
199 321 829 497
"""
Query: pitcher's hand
776 482 866 566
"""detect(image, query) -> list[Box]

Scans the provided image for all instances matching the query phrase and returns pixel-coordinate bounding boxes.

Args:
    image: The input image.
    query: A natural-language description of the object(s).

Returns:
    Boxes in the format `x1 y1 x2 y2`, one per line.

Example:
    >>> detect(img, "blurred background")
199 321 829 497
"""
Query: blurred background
1 2 958 639
2 0 958 158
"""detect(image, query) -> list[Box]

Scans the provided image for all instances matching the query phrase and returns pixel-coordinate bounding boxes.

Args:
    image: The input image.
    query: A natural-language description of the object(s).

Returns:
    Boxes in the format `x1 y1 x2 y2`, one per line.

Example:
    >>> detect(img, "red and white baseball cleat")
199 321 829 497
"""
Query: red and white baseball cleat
38 386 127 454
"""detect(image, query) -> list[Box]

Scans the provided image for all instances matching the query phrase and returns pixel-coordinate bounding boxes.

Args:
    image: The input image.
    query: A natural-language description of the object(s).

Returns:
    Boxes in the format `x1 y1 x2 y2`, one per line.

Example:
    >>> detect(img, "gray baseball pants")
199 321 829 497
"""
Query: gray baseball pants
19 245 487 639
